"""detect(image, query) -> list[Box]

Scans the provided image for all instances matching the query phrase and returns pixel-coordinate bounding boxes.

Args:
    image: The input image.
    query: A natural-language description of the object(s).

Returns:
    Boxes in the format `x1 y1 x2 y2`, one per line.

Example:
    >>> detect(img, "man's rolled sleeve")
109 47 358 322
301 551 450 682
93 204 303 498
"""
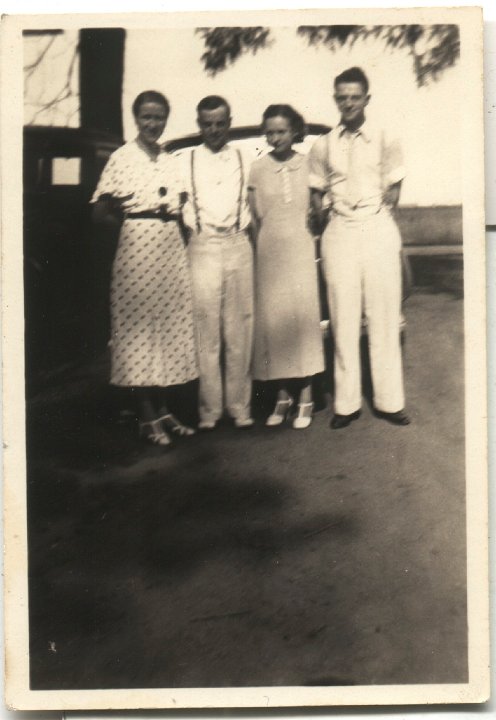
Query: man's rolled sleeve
382 129 406 186
308 134 330 193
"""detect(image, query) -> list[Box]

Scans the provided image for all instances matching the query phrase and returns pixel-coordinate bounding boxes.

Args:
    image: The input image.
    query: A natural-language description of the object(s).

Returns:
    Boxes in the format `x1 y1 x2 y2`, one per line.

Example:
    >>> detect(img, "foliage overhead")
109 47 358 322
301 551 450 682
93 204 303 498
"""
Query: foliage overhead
197 24 460 86
196 27 271 75
298 24 460 86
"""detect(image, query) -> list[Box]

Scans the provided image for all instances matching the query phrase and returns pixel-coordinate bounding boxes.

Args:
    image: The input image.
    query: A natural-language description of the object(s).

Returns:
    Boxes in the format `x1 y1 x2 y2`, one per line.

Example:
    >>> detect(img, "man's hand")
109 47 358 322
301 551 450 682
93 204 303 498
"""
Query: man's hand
383 182 401 208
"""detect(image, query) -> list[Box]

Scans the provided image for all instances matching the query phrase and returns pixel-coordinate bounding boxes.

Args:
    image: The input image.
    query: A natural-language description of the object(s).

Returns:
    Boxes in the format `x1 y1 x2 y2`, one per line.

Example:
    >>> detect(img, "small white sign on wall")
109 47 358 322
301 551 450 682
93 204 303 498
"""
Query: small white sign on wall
52 157 81 185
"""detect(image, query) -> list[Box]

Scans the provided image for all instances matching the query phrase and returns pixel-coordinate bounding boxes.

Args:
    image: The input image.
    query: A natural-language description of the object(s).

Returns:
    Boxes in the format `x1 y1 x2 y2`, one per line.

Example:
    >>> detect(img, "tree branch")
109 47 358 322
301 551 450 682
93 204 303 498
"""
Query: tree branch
196 27 272 76
24 35 57 82
297 24 460 86
25 38 80 126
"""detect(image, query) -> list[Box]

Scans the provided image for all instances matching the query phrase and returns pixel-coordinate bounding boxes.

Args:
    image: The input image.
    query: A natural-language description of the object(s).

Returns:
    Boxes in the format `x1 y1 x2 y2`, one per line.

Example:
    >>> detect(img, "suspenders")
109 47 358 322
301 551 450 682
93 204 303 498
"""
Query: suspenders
190 149 201 234
235 148 245 232
190 147 244 234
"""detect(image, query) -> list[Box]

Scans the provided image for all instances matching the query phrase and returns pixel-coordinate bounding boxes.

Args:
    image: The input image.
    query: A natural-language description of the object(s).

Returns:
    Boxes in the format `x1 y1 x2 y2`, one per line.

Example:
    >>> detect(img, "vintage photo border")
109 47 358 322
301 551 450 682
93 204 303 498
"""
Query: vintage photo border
1 5 489 710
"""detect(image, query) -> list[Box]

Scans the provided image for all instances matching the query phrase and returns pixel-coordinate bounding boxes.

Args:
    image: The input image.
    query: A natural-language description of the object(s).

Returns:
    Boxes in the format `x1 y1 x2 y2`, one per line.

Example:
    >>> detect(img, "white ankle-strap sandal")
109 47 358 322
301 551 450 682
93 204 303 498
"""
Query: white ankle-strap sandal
157 413 196 437
266 397 293 427
139 419 173 446
292 402 314 430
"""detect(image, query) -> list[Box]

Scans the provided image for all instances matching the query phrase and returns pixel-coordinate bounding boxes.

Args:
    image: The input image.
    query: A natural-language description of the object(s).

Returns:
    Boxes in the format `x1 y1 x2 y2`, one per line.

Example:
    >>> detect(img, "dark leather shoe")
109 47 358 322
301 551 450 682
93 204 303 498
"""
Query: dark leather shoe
376 409 411 425
330 410 361 429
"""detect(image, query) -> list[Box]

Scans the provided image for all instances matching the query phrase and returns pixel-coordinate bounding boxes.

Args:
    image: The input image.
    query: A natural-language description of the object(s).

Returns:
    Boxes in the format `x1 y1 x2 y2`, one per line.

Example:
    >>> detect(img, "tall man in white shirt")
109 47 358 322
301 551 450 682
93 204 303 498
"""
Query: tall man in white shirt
309 67 411 429
181 96 254 429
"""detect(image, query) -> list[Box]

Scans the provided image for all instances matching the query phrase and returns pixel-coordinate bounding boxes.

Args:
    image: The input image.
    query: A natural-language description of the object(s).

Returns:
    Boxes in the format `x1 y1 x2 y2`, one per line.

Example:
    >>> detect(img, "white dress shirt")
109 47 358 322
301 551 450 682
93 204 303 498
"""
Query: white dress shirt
308 120 406 220
178 143 253 234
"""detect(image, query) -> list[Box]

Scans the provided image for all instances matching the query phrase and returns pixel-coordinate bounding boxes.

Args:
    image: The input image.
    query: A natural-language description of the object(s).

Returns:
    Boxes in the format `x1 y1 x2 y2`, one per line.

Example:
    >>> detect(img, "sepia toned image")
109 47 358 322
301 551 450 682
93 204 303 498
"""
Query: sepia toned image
1 6 489 710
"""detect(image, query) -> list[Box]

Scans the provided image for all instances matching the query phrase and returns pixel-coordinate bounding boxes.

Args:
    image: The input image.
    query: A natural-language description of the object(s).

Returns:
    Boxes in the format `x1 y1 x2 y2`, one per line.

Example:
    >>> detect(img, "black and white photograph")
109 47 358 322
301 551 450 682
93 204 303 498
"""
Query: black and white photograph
1 5 489 710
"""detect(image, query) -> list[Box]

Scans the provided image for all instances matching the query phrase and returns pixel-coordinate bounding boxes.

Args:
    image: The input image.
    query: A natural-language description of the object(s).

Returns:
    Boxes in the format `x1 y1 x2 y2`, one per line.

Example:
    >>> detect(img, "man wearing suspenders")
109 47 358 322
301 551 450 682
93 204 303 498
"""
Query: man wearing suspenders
309 67 411 430
180 96 255 430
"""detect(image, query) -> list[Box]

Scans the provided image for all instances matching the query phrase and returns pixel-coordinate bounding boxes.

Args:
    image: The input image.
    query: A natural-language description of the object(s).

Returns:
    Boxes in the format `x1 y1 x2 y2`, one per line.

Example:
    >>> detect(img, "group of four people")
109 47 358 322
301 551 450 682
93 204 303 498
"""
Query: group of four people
92 66 410 448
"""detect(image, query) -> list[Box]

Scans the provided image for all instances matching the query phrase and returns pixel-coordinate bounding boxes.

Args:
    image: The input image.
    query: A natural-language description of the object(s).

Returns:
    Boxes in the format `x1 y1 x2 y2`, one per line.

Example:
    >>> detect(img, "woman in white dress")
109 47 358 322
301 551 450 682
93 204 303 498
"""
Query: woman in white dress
248 105 325 429
91 91 198 447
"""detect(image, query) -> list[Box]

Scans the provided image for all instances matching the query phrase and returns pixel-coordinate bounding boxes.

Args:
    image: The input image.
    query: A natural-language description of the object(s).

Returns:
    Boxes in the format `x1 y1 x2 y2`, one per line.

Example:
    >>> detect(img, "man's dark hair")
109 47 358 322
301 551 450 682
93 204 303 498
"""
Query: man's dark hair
196 95 231 116
334 67 369 94
132 91 170 118
262 104 306 144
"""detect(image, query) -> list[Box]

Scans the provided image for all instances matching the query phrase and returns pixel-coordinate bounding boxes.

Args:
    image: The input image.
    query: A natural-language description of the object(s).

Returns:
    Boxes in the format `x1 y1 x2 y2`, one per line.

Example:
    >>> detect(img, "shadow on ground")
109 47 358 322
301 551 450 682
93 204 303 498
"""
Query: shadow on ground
26 258 468 690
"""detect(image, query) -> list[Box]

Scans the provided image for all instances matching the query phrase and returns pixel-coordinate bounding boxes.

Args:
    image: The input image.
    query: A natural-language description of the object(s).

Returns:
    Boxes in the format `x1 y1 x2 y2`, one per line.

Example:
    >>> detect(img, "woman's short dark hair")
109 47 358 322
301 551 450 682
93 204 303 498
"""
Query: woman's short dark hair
334 67 369 94
196 95 231 116
132 91 170 118
261 104 306 143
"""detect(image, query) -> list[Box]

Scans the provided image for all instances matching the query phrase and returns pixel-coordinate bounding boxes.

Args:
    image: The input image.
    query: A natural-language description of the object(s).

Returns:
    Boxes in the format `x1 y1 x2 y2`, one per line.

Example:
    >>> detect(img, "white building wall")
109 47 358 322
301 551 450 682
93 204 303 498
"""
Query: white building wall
123 28 462 207
23 26 462 207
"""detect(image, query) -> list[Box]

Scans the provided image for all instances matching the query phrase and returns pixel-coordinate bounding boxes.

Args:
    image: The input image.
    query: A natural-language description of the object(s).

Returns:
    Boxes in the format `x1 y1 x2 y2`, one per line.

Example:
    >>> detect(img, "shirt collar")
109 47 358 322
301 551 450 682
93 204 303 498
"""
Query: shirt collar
267 151 304 172
201 142 232 156
133 137 163 160
337 119 372 143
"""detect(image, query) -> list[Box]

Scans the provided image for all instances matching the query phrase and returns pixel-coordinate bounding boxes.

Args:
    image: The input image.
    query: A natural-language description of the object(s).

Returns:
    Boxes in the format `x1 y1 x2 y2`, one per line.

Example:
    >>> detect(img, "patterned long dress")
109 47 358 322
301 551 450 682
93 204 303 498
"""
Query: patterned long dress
91 140 198 387
248 152 324 381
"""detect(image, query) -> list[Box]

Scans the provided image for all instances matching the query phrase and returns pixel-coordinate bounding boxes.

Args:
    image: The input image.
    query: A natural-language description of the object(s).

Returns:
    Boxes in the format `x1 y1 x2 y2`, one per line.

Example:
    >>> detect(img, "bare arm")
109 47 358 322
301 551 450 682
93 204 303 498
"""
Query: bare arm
177 191 192 244
248 188 261 243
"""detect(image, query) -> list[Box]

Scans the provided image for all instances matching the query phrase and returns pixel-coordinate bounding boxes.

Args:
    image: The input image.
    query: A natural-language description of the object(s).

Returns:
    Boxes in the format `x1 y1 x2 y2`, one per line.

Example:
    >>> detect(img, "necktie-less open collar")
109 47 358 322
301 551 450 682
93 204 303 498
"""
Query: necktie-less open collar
337 121 372 143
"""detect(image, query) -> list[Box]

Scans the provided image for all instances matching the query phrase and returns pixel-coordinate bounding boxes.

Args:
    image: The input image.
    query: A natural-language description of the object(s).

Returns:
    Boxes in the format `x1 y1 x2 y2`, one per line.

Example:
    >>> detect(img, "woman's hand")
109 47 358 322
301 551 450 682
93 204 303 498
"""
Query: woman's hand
247 189 261 246
92 193 134 227
308 207 326 237
309 189 330 235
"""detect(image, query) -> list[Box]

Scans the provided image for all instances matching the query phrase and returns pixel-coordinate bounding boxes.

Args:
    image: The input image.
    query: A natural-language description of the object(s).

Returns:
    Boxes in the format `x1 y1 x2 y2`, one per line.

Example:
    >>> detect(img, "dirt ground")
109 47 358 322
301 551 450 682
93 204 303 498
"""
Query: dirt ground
26 258 467 690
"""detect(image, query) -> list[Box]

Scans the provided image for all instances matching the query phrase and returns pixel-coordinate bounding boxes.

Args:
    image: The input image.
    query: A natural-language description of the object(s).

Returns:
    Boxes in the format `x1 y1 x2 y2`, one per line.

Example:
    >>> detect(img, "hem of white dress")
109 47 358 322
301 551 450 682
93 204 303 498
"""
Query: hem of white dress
252 367 325 382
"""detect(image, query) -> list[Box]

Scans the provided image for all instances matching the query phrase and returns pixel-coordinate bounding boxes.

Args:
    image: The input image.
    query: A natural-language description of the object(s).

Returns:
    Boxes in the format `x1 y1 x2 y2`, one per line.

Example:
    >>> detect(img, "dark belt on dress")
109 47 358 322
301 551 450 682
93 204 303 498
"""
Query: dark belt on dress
126 211 178 222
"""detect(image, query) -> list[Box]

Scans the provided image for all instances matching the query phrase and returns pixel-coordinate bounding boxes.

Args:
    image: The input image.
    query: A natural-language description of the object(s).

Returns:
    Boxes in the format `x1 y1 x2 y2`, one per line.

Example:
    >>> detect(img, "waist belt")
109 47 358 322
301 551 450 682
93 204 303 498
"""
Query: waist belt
126 211 178 222
206 225 244 236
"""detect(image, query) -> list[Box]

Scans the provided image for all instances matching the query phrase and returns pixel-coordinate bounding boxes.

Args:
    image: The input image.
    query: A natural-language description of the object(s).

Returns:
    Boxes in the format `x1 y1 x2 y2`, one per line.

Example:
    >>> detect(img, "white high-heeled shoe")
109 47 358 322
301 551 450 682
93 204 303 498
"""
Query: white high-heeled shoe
292 402 314 430
266 397 293 427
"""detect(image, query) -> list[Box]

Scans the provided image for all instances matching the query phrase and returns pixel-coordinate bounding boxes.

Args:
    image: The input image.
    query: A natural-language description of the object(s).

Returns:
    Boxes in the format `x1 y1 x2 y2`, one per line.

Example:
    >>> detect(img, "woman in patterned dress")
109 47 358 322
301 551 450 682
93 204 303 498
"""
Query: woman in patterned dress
248 105 324 429
91 91 198 446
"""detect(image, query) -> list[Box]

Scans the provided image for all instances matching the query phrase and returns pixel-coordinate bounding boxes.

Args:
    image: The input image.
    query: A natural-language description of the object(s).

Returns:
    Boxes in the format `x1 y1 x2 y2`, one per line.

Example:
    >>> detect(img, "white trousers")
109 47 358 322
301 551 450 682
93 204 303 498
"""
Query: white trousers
321 210 405 415
188 230 254 423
